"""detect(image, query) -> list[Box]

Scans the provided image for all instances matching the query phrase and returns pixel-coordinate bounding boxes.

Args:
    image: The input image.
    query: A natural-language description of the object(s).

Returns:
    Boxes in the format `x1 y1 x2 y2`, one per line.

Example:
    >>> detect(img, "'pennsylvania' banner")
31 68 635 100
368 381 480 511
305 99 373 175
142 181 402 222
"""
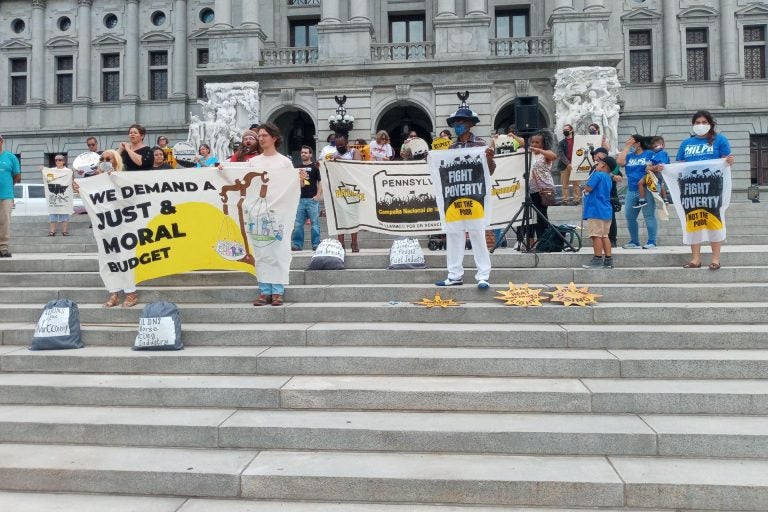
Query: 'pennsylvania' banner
77 167 300 292
661 158 731 245
321 152 525 235
42 168 74 215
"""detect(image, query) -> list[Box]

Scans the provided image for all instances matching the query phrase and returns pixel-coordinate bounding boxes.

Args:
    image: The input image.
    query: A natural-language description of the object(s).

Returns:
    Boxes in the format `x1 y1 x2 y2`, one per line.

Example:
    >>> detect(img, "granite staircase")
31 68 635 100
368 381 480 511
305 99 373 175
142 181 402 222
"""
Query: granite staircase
0 202 767 511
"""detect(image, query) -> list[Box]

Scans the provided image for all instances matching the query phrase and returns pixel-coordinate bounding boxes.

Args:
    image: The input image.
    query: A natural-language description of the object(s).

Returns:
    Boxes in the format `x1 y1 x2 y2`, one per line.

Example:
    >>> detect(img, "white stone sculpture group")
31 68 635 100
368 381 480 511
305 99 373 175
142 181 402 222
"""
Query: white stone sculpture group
187 82 260 160
553 67 621 151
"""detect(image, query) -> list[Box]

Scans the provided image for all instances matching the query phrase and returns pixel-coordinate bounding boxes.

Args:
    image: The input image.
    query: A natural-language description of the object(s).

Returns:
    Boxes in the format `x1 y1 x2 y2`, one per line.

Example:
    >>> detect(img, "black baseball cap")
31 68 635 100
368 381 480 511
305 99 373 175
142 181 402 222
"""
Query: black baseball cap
591 146 609 157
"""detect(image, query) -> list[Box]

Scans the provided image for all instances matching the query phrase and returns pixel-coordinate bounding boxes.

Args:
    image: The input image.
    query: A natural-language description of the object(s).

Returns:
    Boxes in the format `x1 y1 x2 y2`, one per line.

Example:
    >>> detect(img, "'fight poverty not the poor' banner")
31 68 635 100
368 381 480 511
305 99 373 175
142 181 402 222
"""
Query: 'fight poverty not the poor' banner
661 157 731 245
321 151 526 235
77 167 300 292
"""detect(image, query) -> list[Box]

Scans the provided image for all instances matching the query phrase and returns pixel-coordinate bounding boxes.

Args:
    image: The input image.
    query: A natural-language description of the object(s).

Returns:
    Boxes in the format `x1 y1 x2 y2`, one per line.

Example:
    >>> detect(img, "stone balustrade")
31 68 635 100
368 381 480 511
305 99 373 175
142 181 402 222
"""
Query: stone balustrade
288 0 320 6
370 42 436 62
490 37 553 57
261 47 319 66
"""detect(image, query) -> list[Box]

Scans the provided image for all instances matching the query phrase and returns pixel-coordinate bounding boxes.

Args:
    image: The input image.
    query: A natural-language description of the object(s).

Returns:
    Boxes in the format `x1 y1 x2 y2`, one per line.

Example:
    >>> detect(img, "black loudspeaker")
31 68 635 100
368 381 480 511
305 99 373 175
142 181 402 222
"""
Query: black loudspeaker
515 96 539 134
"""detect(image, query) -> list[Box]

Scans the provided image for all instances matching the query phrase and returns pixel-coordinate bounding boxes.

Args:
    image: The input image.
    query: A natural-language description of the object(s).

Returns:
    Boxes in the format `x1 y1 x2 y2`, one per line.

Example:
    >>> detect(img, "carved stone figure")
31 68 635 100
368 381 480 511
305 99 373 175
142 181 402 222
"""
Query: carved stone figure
553 67 621 151
187 81 260 160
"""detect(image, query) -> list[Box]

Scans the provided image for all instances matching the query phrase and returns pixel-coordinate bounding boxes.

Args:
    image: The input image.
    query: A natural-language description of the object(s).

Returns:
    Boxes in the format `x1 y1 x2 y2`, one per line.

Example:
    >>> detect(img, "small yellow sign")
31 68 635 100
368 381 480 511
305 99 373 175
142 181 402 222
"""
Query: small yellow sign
547 282 601 307
431 138 452 151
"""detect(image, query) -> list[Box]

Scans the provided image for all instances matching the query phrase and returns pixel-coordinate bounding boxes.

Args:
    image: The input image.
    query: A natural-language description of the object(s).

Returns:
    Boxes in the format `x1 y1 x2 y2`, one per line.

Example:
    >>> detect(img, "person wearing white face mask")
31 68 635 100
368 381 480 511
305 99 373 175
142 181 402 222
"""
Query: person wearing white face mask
674 110 735 270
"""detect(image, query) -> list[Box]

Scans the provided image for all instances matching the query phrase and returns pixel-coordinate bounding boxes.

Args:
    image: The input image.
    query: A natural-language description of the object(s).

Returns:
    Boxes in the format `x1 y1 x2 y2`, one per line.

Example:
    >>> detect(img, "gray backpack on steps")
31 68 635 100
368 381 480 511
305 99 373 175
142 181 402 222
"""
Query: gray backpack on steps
133 301 183 351
30 299 83 350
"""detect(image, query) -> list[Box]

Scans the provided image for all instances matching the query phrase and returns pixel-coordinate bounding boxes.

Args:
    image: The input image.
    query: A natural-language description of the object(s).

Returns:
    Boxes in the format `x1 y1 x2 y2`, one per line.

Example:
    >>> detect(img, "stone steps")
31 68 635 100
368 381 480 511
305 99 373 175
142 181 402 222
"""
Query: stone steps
0 301 766 324
3 345 768 379
2 281 768 303
2 405 767 458
0 444 766 509
0 492 670 512
1 372 767 414
5 322 764 349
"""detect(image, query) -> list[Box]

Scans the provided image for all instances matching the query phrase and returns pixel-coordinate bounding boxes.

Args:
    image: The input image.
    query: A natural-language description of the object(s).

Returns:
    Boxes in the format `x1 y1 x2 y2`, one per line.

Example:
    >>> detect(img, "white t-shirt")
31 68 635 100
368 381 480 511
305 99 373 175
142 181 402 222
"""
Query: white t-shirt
370 141 394 161
248 152 294 169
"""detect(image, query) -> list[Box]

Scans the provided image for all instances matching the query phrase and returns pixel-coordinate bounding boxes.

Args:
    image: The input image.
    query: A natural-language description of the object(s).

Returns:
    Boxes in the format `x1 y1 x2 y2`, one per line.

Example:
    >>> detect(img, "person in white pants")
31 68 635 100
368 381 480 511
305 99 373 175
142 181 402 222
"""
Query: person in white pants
435 102 496 289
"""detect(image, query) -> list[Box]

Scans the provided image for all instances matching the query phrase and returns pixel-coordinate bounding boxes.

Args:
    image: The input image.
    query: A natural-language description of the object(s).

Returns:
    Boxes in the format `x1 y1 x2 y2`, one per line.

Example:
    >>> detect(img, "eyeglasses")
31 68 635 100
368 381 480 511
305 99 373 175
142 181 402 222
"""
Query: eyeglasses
99 157 113 163
87 143 97 147
55 159 64 162
243 136 256 141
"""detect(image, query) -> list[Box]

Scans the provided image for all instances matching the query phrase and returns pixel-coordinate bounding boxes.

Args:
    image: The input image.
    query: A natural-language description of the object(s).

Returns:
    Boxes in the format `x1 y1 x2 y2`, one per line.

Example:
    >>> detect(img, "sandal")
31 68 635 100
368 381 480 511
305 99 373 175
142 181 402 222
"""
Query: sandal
62 232 69 236
682 262 702 268
271 294 283 306
709 262 721 271
48 232 56 236
122 292 139 308
351 243 360 253
104 293 120 308
253 294 272 306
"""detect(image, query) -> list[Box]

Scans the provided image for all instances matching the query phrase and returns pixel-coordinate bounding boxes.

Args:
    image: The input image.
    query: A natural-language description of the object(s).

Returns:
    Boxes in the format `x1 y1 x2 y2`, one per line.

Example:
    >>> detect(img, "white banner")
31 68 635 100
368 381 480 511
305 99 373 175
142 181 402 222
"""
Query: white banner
661 158 731 245
321 152 525 235
76 167 300 292
42 168 74 215
570 134 603 181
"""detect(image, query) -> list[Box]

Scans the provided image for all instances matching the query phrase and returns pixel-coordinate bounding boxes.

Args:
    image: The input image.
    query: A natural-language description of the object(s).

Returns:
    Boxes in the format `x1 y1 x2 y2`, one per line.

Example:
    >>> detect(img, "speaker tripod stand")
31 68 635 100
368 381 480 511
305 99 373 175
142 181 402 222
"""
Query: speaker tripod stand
490 134 579 260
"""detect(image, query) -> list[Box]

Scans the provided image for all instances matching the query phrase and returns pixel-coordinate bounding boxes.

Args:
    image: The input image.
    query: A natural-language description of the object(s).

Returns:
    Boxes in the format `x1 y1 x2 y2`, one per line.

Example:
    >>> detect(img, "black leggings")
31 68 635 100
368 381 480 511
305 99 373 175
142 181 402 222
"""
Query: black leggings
527 192 549 239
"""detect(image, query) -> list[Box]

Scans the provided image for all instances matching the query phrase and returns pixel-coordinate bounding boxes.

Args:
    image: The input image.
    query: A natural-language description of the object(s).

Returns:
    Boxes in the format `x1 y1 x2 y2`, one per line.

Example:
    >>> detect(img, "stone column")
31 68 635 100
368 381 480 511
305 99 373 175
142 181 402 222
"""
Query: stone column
172 0 188 97
552 0 574 11
241 0 260 29
321 0 341 24
662 0 682 79
436 0 457 18
349 0 369 22
720 0 739 78
465 0 487 17
30 0 46 103
583 0 605 10
76 0 92 101
124 0 139 99
213 0 232 29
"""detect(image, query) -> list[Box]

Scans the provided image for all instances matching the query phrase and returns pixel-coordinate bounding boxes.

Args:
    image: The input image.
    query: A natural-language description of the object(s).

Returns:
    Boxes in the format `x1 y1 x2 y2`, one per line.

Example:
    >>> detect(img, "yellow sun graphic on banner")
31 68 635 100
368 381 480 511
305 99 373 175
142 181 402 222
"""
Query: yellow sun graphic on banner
495 283 547 307
413 292 464 308
547 282 602 307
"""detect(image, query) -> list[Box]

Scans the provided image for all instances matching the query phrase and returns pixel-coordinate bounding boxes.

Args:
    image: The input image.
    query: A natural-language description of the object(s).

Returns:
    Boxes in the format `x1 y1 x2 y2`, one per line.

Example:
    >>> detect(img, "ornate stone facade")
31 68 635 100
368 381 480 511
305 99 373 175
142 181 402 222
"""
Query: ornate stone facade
0 0 767 190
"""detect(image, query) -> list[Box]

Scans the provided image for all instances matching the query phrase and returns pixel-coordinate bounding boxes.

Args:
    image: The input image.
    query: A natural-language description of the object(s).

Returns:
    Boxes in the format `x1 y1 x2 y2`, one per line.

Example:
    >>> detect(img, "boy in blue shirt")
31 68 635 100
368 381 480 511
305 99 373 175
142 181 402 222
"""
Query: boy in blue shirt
636 136 670 207
582 156 616 269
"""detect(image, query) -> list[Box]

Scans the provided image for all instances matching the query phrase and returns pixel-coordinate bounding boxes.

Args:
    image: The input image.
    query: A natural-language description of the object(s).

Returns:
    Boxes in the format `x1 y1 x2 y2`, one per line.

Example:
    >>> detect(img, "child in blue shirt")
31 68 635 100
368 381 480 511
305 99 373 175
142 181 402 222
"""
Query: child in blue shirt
636 136 670 207
582 156 616 269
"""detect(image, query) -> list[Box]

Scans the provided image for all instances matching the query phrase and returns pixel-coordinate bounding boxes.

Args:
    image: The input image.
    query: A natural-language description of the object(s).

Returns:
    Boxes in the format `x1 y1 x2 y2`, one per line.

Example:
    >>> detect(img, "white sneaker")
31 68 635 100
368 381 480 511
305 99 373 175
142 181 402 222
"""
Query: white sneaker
622 242 642 249
642 242 657 249
436 277 463 286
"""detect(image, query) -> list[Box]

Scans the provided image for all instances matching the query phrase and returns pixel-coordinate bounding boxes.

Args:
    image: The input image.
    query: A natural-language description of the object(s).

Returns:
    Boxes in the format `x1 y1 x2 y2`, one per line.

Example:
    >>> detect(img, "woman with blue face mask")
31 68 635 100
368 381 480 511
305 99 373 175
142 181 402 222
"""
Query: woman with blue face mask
617 134 656 249
674 110 735 270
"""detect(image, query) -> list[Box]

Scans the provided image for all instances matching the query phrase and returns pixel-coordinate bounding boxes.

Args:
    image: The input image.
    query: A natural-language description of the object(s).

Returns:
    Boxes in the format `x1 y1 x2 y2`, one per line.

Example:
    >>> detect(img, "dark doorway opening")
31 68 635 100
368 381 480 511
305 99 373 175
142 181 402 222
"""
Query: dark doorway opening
272 109 316 165
377 104 433 159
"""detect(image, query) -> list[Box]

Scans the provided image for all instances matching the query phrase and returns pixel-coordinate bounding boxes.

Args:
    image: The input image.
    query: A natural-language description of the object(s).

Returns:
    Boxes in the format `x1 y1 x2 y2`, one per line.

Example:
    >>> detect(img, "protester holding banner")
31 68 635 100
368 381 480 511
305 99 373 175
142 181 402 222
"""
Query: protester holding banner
331 132 363 252
250 123 299 306
527 132 557 247
617 134 656 249
229 129 261 162
557 124 581 205
195 144 219 168
119 124 153 171
370 130 394 161
673 110 735 270
320 134 336 160
44 155 73 236
151 147 173 170
434 97 495 289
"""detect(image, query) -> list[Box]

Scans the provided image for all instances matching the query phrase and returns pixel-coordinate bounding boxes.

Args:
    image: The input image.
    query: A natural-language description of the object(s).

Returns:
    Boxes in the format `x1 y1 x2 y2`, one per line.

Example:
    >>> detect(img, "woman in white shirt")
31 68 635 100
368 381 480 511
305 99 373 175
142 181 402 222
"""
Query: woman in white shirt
369 130 394 161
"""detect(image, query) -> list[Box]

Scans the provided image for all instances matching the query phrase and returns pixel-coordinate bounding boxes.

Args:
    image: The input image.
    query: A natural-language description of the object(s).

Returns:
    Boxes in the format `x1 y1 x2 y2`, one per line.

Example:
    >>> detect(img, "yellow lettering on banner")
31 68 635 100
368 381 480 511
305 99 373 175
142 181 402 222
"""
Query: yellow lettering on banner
685 208 723 232
134 202 255 284
431 138 451 151
446 198 485 222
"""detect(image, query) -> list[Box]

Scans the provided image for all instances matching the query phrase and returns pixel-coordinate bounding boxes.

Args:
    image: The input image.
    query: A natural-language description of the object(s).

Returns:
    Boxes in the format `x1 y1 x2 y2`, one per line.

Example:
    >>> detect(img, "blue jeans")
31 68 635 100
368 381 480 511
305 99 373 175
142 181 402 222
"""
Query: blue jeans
624 189 657 245
291 198 321 249
259 283 285 296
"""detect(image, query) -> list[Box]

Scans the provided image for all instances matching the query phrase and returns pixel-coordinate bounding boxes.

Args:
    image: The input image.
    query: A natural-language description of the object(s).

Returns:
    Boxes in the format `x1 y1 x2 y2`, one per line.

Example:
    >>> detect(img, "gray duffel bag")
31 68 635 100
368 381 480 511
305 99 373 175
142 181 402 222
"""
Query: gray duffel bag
30 299 83 350
133 301 183 351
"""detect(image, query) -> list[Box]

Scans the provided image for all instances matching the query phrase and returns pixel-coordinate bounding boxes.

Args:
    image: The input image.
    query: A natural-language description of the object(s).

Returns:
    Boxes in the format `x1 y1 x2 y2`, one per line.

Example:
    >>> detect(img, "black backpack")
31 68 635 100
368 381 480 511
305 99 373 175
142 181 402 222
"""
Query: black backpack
536 225 582 253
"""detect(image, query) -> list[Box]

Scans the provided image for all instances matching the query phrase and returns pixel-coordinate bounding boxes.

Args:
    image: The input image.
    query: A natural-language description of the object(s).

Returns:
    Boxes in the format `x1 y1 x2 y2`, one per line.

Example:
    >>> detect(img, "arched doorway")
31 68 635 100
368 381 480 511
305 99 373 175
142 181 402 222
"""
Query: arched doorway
376 103 433 159
270 109 316 165
494 100 549 135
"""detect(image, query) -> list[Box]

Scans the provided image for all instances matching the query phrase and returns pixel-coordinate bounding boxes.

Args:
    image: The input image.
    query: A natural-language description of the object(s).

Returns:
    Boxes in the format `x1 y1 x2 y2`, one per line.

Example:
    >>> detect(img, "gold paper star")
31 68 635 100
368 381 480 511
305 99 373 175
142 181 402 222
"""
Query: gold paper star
412 292 464 308
547 282 602 307
495 282 547 307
